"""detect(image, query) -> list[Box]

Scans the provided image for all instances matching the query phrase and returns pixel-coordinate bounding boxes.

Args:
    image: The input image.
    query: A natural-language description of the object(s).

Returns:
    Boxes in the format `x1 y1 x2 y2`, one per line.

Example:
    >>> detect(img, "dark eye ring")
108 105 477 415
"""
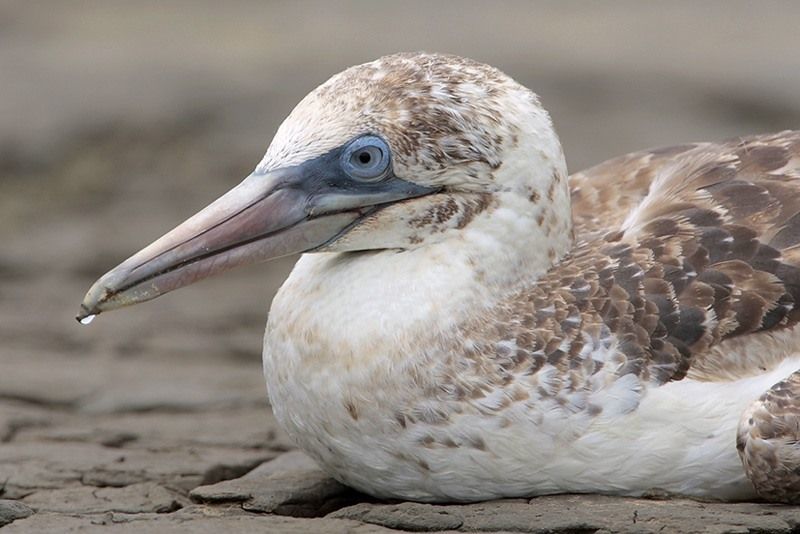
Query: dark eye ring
342 135 391 181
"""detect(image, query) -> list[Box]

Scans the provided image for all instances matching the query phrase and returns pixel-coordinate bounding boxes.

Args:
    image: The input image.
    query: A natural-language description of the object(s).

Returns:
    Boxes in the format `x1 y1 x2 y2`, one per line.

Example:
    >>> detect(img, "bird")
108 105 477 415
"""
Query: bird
78 52 800 504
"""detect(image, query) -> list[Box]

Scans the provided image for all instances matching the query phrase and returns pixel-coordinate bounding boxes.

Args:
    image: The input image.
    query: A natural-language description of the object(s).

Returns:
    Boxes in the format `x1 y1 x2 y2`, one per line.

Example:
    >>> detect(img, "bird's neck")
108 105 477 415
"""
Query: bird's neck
447 93 573 289
267 178 574 373
448 189 573 290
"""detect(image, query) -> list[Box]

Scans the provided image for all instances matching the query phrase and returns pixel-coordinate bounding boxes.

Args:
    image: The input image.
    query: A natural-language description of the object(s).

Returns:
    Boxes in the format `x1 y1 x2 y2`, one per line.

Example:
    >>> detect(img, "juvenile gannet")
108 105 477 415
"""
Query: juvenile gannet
78 53 800 503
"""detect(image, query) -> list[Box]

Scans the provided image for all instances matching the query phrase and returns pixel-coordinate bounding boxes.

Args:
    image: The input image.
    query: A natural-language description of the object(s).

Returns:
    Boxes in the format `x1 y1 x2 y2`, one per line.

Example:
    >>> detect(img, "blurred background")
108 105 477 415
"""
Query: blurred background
1 0 800 514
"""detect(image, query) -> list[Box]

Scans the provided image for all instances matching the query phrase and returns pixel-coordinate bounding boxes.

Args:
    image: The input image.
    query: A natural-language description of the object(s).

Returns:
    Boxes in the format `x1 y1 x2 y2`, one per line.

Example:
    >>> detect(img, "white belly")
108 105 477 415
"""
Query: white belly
265 327 800 502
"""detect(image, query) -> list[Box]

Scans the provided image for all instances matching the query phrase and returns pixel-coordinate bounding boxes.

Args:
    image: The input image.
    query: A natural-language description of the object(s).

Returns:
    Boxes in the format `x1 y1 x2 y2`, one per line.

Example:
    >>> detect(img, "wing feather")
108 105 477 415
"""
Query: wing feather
558 131 800 383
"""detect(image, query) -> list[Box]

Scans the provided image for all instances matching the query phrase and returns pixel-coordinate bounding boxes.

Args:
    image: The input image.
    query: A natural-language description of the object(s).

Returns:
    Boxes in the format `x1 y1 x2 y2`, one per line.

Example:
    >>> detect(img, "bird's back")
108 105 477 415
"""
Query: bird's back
556 131 800 384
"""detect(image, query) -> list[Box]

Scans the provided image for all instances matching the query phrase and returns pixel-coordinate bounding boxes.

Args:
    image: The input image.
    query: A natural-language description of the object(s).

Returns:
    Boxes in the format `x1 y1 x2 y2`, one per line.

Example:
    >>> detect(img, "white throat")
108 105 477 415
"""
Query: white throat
267 186 571 373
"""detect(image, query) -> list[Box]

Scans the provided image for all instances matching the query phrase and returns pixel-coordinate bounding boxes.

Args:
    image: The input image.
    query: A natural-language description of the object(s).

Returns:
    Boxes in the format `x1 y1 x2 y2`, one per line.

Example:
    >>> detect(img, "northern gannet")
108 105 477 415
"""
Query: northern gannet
78 53 800 503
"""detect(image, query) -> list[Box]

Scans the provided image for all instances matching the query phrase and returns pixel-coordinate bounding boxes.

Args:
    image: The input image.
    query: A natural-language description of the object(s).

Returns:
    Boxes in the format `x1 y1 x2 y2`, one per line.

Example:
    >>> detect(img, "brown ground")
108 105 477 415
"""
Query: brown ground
2 2 800 532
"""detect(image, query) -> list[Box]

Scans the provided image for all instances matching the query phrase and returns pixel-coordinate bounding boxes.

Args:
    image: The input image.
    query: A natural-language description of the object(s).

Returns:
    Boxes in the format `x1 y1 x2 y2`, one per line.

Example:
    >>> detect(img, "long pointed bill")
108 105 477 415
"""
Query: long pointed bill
77 171 361 320
77 150 437 322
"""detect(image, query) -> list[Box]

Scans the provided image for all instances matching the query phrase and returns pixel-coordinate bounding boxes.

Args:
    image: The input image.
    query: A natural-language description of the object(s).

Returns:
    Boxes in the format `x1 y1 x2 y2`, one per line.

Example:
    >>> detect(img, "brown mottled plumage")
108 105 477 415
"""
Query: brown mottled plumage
568 132 800 383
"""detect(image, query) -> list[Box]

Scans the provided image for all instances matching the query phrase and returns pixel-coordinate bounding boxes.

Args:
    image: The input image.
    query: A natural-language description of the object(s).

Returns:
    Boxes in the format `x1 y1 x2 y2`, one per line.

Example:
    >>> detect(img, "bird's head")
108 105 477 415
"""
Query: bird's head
78 52 568 320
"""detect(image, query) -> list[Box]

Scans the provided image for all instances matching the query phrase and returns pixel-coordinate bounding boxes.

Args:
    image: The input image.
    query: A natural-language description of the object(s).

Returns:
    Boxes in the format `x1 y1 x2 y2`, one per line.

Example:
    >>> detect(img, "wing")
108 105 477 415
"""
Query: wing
534 131 800 384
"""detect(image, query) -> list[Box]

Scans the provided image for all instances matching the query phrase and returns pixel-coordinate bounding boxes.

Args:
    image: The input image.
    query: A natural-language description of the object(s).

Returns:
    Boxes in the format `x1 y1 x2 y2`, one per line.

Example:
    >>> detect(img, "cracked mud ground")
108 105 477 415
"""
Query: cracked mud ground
2 2 800 533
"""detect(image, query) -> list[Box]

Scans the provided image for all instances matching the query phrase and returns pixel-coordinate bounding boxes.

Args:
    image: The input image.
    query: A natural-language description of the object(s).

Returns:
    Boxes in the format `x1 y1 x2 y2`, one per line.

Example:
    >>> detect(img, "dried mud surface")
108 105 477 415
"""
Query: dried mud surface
2 2 800 532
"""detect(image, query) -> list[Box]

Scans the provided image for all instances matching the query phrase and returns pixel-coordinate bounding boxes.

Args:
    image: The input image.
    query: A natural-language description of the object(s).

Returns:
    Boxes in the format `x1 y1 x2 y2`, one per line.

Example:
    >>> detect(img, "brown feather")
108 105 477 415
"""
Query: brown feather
738 370 800 503
564 131 800 383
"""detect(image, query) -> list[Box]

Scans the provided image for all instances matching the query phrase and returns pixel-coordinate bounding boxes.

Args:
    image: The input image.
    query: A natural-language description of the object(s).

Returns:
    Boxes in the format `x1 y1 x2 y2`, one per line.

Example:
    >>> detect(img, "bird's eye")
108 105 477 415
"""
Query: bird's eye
342 136 391 181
